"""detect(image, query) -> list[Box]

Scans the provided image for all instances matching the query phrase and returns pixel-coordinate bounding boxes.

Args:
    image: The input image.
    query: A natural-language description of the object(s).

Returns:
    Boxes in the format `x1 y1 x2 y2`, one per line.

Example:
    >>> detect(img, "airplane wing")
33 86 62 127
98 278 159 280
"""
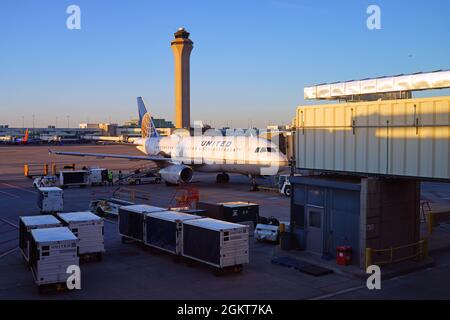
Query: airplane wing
49 150 171 162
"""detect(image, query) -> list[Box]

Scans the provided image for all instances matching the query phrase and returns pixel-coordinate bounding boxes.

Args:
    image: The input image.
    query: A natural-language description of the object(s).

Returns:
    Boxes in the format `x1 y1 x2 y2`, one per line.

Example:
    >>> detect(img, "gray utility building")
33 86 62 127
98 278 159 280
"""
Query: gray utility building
290 176 421 268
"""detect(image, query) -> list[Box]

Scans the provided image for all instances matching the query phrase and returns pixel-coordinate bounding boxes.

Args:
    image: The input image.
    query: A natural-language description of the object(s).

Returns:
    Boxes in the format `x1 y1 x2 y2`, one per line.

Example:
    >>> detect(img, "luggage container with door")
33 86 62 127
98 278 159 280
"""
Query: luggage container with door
59 170 89 188
197 201 259 235
118 204 166 243
182 218 249 273
19 215 62 264
29 227 79 293
37 187 64 213
58 211 105 261
88 168 108 186
144 210 203 255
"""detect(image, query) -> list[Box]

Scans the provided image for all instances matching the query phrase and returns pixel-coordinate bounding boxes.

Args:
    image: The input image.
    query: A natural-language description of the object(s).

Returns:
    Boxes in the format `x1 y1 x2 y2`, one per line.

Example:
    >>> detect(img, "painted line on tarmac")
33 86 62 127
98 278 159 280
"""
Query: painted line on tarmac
0 247 18 259
0 217 19 229
309 285 367 300
0 190 20 199
0 182 37 195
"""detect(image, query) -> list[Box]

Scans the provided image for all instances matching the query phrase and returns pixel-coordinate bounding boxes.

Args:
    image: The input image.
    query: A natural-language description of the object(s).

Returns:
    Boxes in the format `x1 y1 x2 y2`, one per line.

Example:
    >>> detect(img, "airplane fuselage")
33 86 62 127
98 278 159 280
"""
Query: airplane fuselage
135 135 288 176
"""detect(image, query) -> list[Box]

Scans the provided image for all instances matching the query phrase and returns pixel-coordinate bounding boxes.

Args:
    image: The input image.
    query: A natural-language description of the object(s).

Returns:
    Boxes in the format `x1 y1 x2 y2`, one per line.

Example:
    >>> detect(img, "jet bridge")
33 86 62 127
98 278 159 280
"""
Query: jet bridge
295 92 450 181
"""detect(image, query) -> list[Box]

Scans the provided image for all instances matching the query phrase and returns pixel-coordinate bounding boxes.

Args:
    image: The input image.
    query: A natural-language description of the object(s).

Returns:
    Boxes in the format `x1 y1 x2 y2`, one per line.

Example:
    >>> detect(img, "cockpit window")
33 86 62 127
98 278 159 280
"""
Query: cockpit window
256 147 277 153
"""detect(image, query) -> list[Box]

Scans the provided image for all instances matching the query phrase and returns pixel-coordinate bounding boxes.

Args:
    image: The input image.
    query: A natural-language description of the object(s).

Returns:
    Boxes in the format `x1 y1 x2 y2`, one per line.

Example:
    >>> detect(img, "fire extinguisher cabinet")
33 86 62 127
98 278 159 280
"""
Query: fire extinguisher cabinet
336 246 352 266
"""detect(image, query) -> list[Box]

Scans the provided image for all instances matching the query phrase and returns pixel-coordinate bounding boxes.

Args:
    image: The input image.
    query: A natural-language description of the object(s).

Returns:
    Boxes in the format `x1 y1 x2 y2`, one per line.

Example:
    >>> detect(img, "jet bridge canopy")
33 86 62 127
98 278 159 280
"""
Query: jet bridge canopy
304 70 450 101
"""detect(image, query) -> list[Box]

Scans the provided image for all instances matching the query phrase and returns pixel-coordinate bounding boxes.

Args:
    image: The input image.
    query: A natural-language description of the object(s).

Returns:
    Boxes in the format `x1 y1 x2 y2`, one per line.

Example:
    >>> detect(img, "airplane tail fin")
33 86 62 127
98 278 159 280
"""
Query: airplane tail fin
137 97 159 139
23 129 29 143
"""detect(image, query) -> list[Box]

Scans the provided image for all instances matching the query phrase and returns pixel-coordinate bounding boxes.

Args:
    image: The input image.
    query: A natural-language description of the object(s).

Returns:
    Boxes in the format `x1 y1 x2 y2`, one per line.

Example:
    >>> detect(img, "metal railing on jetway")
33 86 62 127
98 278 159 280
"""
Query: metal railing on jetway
365 239 428 270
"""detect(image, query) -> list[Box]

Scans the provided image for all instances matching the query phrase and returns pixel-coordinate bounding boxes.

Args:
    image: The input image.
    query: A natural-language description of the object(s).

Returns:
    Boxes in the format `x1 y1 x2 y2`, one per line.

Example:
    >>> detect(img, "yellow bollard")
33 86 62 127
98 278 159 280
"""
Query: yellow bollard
24 164 29 177
52 163 57 176
365 248 372 270
279 223 286 234
44 164 49 176
422 238 429 259
428 212 434 235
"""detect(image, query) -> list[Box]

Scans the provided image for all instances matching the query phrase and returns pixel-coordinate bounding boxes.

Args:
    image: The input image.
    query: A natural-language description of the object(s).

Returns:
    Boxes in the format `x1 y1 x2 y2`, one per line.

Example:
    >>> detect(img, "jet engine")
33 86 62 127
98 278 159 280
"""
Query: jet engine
159 164 193 184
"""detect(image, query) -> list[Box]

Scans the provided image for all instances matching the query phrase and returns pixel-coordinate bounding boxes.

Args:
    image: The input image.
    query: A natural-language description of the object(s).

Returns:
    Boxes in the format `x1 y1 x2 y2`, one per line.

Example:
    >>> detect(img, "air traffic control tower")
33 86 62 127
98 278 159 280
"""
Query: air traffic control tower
171 27 193 129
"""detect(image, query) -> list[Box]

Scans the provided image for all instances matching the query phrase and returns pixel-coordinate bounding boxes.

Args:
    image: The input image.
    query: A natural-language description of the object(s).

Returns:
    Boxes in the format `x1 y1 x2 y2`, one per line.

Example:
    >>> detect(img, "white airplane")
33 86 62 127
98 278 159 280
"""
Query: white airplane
51 97 289 189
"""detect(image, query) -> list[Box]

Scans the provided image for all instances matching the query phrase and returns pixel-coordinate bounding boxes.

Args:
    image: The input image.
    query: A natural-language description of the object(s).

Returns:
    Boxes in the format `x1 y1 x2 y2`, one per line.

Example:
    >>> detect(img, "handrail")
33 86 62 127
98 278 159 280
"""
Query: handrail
365 238 428 270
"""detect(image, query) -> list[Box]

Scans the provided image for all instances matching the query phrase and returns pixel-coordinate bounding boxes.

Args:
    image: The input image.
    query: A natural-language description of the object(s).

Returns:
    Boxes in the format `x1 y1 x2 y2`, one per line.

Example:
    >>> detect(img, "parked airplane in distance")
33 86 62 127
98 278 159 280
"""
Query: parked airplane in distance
12 129 30 145
51 97 289 189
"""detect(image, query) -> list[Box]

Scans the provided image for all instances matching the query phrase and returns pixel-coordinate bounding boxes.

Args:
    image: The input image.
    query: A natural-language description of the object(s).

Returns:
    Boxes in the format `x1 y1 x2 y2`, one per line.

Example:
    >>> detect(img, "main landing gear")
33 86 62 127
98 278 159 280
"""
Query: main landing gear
216 173 230 184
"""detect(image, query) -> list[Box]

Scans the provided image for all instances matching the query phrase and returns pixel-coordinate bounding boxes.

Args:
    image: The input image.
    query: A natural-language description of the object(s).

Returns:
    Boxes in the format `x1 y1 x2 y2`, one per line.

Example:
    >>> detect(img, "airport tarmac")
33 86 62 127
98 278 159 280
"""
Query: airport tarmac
0 145 449 299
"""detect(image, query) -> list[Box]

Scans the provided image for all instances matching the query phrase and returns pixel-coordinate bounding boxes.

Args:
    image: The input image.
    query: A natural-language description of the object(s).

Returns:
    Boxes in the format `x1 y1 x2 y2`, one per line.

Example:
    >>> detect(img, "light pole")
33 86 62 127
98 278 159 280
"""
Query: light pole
56 116 58 128
22 116 24 129
67 115 70 128
32 114 35 129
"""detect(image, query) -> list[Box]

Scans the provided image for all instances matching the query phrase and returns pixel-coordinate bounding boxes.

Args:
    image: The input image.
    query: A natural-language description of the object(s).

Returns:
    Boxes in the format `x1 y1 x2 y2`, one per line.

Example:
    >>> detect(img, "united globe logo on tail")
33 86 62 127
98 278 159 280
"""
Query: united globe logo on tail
137 96 159 139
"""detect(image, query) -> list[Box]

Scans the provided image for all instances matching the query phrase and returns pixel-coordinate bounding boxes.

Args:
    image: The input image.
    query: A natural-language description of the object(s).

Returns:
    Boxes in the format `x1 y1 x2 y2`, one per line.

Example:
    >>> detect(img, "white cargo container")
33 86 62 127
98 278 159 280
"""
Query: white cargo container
144 211 203 255
119 204 167 242
37 187 64 213
59 170 89 188
295 96 450 180
182 218 249 270
255 224 280 243
58 211 105 258
19 215 63 263
88 168 108 186
29 227 79 289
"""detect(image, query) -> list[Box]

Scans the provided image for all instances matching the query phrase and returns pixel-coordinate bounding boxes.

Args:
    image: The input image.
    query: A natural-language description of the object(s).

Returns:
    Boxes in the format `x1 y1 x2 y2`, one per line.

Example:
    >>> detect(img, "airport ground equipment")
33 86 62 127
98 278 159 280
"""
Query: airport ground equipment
113 187 152 203
255 224 280 243
182 218 249 271
278 175 292 197
51 163 76 176
29 227 79 292
118 204 167 242
88 168 108 186
170 186 200 209
144 210 203 255
37 187 64 213
33 175 58 188
24 162 76 178
58 212 105 259
125 171 161 185
24 163 49 178
197 201 259 233
89 198 135 217
171 208 207 216
59 170 89 188
19 215 62 263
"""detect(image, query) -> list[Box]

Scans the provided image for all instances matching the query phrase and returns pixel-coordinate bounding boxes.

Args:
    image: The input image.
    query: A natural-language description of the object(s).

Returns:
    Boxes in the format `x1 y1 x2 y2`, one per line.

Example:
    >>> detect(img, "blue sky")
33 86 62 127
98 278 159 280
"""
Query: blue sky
1 0 449 128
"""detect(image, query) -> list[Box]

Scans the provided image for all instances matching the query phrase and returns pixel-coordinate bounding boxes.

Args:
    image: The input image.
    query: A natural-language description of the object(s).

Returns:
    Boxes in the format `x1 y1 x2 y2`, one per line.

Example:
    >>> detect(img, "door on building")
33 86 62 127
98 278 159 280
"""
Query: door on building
306 206 324 254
